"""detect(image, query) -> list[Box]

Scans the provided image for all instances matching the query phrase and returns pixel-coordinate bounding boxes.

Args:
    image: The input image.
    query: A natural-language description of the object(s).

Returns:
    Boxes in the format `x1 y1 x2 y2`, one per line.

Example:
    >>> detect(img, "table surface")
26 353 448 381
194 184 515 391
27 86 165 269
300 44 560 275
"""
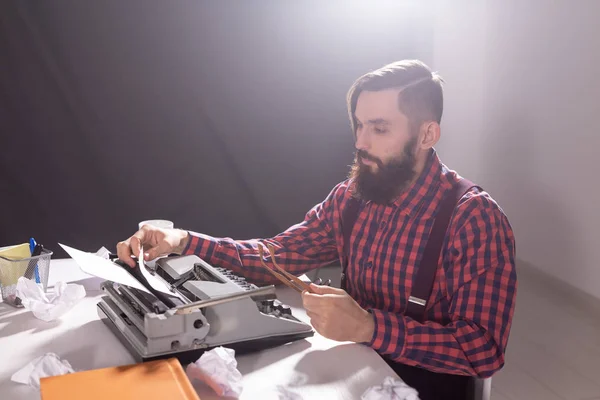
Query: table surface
0 258 398 399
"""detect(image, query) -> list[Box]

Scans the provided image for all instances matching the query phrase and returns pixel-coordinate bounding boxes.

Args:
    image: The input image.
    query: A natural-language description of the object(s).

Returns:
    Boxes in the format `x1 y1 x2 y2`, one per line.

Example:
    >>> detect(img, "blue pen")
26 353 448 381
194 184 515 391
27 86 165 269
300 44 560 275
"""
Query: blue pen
29 238 41 283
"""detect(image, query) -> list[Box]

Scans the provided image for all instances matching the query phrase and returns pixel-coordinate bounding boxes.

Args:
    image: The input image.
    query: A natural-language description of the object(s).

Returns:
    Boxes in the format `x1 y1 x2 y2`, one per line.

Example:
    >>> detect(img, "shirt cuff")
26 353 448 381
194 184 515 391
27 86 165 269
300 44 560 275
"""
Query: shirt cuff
182 231 219 261
365 309 407 360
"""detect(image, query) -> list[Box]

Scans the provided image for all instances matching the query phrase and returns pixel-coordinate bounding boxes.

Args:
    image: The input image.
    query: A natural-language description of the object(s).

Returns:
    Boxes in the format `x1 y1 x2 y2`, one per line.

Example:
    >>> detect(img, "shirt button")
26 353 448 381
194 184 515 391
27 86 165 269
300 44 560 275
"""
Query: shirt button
380 220 387 228
365 261 373 269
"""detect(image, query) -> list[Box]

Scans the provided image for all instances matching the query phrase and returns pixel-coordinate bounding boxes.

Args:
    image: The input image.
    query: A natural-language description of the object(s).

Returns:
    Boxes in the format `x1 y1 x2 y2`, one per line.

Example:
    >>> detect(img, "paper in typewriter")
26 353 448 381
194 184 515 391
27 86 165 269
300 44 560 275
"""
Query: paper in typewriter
59 243 182 299
138 245 184 299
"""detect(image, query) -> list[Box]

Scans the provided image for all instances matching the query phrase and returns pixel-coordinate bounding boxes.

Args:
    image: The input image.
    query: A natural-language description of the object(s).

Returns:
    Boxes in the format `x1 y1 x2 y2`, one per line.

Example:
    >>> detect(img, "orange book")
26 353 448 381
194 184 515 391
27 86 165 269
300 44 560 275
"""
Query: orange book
40 358 200 400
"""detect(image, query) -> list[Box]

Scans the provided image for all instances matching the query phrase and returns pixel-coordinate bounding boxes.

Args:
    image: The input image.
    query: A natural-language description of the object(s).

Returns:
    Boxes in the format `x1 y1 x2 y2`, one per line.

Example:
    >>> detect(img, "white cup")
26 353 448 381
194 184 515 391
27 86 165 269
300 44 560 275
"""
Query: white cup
138 219 174 230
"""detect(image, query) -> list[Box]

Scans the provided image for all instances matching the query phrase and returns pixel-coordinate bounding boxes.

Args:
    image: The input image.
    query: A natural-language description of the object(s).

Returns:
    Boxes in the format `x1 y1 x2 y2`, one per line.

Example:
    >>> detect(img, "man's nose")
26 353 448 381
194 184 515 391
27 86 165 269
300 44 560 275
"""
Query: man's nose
355 129 370 151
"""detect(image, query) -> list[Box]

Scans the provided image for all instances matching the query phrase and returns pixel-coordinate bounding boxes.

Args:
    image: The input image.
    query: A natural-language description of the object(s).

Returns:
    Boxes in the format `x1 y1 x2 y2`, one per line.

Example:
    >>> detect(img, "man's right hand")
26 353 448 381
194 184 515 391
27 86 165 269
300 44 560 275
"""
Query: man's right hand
116 225 190 267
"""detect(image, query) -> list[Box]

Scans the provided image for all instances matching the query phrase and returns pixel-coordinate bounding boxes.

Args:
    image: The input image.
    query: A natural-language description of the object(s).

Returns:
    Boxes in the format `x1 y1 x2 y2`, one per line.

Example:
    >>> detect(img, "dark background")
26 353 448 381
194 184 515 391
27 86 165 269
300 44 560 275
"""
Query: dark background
0 1 434 258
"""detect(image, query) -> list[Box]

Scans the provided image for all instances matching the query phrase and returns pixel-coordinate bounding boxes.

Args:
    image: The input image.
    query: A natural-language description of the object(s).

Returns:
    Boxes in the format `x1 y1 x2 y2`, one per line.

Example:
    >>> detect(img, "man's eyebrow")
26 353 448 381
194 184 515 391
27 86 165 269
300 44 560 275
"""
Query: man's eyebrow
355 117 390 125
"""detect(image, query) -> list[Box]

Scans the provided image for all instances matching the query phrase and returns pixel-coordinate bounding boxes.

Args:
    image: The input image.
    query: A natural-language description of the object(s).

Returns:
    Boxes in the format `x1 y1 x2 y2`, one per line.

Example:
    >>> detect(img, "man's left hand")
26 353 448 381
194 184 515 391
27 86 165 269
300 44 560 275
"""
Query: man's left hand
302 283 374 343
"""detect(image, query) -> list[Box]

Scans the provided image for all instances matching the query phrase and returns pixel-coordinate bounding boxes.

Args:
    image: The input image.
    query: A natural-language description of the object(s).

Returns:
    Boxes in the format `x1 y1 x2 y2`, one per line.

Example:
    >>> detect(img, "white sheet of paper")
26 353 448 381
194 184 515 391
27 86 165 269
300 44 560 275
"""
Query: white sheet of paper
138 246 183 299
59 243 149 293
58 243 181 298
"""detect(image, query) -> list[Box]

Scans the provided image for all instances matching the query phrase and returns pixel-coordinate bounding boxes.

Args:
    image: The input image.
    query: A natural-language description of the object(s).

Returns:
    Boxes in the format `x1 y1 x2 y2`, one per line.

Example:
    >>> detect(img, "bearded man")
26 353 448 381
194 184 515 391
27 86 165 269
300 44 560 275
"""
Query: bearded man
118 60 517 400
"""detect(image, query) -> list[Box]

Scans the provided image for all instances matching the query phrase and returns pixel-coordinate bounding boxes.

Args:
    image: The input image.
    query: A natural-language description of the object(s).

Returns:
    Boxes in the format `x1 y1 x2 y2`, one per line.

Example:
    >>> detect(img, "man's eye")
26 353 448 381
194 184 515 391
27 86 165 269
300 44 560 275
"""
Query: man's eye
374 127 387 134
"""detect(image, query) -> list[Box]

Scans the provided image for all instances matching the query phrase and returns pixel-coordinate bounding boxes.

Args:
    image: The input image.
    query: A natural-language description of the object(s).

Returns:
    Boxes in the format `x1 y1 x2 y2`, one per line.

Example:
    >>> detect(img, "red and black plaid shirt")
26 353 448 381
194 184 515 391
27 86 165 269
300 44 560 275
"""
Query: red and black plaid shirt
183 149 517 378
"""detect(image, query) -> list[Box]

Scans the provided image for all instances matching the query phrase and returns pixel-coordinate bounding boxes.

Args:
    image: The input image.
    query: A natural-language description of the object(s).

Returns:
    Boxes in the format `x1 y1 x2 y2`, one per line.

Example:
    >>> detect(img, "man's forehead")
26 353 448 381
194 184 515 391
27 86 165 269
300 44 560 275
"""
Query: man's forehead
355 89 405 123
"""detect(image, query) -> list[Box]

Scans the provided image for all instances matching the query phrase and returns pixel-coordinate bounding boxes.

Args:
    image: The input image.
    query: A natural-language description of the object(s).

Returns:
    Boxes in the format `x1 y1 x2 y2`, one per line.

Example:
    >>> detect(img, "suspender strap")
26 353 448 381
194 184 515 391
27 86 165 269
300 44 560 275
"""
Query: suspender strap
405 178 477 322
340 179 478 323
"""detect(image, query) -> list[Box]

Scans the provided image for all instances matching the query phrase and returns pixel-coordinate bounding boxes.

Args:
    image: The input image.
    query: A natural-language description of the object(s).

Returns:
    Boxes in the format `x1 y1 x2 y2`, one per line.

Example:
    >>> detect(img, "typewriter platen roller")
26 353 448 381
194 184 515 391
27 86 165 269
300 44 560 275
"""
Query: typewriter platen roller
97 255 314 364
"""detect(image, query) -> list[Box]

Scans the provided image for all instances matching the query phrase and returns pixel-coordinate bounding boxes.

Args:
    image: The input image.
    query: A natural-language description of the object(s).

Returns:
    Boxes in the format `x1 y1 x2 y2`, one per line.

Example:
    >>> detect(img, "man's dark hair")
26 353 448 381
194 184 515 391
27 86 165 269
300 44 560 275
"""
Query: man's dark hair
346 60 444 134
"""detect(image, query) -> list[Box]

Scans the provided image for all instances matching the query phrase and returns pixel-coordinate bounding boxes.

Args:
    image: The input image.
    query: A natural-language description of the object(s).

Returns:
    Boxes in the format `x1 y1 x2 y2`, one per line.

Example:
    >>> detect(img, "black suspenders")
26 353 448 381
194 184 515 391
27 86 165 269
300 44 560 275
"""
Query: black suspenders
340 179 477 322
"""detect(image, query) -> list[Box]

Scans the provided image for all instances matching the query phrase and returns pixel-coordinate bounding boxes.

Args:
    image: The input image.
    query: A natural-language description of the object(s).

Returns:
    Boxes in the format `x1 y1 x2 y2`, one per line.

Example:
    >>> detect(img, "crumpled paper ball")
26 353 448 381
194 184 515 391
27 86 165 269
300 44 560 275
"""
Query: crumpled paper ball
186 346 243 398
361 376 420 400
16 277 86 322
11 353 75 389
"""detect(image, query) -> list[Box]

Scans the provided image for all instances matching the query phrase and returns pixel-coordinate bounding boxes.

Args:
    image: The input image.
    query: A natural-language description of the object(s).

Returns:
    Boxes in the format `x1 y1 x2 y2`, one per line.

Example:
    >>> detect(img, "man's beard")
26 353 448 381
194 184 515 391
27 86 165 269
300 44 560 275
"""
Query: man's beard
348 136 418 204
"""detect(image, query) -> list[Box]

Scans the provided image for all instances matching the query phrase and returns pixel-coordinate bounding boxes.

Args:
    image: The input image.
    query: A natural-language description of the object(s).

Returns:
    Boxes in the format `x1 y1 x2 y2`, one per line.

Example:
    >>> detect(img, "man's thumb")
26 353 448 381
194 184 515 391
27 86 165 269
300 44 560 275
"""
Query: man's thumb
309 283 343 295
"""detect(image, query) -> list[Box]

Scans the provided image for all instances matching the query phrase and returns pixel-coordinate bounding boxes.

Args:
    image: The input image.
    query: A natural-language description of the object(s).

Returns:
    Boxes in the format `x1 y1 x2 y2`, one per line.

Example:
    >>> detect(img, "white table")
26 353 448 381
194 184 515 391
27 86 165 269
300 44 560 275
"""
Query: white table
0 259 398 399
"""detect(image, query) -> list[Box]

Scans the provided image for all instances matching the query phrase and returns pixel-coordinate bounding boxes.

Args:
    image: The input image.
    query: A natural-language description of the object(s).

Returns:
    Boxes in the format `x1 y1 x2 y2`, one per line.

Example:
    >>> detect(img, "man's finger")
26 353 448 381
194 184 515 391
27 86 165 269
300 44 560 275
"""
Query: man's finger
306 310 318 320
144 240 171 261
303 293 337 314
302 292 326 311
116 241 135 267
309 283 345 295
129 231 148 258
309 316 321 333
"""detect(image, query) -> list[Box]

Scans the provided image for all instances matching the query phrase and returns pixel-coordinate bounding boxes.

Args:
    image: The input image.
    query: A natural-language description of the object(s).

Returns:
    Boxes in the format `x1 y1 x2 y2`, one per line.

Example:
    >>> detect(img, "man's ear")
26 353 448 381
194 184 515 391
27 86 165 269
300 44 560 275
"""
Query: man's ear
418 122 440 149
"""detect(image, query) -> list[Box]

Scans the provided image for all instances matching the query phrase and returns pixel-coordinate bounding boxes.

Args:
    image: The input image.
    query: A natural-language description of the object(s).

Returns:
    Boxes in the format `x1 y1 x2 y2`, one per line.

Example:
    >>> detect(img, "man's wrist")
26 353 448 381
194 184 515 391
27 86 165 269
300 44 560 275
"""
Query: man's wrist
174 229 190 254
356 309 375 343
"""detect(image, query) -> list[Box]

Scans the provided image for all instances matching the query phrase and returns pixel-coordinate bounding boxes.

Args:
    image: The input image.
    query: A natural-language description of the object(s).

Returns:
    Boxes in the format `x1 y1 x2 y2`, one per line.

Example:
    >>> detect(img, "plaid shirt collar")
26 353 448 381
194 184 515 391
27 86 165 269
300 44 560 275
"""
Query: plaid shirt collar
392 148 444 216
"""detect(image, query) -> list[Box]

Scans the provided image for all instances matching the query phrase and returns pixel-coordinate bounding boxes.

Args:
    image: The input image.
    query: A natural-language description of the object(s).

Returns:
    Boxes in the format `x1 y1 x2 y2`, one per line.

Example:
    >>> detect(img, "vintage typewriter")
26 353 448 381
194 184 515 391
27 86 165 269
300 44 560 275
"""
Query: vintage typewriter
97 254 314 364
